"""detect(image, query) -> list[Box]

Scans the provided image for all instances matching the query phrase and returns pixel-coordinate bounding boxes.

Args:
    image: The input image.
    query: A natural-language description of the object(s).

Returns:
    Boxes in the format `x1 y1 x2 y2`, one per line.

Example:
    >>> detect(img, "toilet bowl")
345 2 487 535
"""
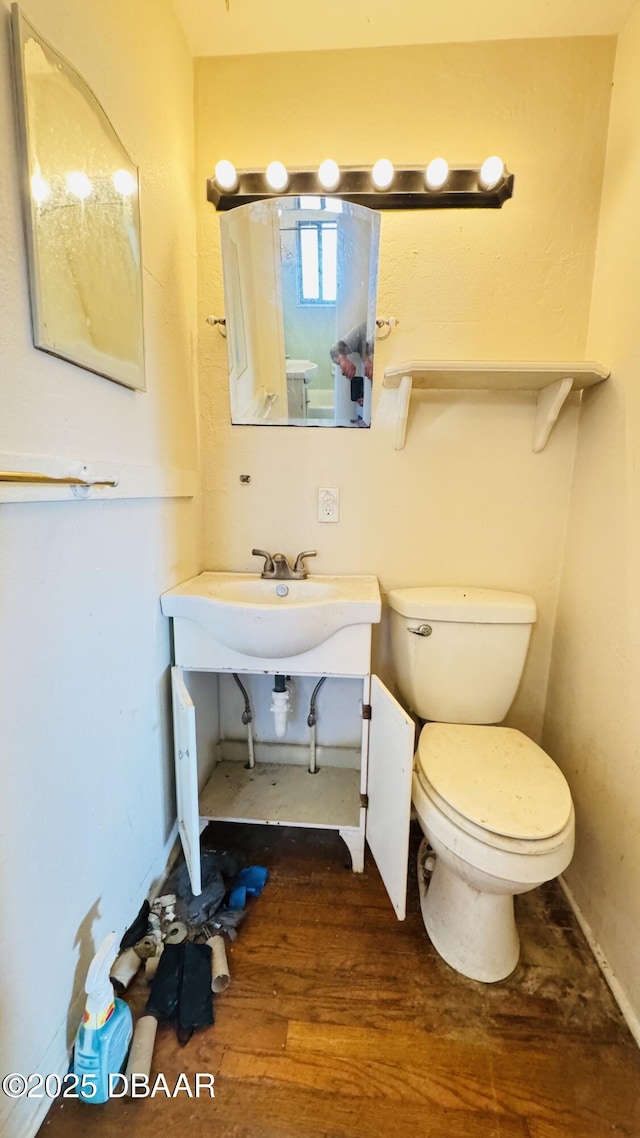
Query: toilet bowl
412 723 574 981
387 586 575 983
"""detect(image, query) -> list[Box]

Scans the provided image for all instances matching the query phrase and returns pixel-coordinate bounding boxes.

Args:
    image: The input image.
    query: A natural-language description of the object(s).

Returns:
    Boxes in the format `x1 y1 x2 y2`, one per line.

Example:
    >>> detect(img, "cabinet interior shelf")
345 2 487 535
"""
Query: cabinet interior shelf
199 760 361 829
382 360 610 452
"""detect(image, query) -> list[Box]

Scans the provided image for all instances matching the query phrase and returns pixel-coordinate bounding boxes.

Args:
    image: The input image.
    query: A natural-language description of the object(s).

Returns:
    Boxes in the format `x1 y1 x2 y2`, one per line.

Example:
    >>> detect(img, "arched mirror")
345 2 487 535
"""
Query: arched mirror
220 197 380 426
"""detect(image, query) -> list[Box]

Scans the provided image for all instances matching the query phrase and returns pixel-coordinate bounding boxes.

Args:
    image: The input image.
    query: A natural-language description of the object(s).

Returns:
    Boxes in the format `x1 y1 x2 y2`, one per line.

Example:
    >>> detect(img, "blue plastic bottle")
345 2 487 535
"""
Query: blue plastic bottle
72 932 133 1103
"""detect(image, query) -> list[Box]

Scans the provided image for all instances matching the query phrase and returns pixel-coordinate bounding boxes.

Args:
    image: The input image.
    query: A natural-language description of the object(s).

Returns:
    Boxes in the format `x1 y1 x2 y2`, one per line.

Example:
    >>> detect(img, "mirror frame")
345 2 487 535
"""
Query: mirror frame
10 4 146 391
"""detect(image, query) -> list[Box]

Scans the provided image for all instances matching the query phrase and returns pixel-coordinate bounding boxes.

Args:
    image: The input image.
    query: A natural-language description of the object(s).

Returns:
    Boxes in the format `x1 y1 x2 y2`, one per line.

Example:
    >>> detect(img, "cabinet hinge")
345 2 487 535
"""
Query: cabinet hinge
360 793 369 809
362 704 372 720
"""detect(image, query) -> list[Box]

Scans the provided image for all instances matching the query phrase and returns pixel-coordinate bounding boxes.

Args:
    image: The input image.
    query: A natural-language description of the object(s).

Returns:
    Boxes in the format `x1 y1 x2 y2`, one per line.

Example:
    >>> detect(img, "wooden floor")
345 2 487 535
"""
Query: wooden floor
41 823 640 1138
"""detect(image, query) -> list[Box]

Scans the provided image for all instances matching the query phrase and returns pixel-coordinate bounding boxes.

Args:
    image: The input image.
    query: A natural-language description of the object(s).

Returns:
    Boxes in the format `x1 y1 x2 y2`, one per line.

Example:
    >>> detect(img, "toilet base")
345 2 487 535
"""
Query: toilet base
418 843 520 983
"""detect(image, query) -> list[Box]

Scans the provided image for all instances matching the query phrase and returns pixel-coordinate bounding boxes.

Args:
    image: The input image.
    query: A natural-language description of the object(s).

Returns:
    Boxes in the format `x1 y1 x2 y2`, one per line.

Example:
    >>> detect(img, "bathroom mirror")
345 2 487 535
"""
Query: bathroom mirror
219 197 380 426
10 5 145 390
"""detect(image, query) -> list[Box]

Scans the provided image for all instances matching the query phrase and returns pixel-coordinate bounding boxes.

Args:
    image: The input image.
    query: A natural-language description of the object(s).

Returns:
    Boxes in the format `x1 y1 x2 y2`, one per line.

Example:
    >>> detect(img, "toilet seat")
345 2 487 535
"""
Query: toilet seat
416 723 572 843
414 767 575 856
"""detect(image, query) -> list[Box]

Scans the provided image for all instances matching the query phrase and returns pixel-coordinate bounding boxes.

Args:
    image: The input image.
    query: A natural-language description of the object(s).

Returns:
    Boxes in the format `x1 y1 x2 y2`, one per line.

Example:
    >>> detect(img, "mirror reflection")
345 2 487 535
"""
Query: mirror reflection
220 197 380 426
11 6 145 390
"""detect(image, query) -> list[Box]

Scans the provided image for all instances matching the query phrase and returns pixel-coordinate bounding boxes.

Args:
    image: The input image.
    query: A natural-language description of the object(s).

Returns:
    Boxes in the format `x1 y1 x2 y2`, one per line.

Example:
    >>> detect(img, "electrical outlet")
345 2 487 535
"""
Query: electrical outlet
318 486 340 523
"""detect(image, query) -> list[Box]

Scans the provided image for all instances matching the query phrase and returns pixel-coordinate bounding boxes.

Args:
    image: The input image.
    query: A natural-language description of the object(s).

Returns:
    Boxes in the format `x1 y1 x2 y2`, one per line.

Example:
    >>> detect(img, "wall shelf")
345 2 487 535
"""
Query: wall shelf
0 451 197 503
382 360 610 452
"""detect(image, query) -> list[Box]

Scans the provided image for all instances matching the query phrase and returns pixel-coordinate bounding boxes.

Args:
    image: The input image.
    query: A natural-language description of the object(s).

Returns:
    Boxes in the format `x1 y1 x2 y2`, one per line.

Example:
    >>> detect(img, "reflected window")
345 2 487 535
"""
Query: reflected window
298 221 337 303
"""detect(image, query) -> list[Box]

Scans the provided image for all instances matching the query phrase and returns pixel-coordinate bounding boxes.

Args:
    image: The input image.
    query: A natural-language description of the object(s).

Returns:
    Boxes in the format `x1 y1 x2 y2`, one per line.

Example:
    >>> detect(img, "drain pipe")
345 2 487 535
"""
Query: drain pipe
270 675 290 739
307 677 326 774
232 673 255 769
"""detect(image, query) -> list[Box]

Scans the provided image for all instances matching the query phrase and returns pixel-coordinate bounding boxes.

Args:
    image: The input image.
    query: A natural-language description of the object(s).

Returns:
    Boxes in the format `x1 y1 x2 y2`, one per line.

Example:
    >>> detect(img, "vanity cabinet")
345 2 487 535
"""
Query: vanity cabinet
167 616 415 919
285 359 317 421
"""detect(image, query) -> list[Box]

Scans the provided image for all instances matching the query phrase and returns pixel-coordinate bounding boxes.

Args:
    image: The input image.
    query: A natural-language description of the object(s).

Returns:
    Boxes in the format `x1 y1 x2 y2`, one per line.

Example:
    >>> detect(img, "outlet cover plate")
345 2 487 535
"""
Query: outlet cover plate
318 487 340 522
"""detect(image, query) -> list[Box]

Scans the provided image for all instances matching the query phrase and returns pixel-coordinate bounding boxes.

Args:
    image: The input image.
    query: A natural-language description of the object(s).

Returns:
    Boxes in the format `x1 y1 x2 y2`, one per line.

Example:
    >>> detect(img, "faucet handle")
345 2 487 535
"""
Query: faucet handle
293 550 317 575
252 548 275 575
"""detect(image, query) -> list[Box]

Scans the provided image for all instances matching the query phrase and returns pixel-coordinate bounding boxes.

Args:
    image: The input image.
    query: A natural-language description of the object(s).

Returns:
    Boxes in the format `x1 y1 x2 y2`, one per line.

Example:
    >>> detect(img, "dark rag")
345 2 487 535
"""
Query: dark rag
145 942 213 1045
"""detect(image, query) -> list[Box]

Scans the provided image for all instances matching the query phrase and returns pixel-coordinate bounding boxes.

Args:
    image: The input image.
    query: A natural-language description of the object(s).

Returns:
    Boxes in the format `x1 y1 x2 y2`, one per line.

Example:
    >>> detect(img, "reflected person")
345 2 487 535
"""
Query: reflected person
329 323 374 392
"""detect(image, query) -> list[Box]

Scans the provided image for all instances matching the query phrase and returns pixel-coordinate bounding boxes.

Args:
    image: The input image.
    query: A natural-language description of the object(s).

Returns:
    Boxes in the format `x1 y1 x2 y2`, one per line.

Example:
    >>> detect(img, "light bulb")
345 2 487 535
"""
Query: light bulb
214 159 238 192
479 155 505 190
66 171 92 200
112 169 137 196
31 171 50 205
265 161 288 191
371 158 394 190
425 157 449 190
318 159 340 190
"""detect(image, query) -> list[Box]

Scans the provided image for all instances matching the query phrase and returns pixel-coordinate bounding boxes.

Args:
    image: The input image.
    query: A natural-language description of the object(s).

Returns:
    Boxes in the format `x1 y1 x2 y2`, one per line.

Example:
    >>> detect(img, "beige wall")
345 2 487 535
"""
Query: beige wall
196 37 614 734
0 3 199 1136
543 1 640 1036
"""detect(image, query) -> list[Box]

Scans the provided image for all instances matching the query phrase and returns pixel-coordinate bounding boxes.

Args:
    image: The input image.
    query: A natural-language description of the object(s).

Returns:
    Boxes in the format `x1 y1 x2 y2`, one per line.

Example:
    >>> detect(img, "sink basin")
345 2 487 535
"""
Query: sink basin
285 359 318 380
161 572 381 658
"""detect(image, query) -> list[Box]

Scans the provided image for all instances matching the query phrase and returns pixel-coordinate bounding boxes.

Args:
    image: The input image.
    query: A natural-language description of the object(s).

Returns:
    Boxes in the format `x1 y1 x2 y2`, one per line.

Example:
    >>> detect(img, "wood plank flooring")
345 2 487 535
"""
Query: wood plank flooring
40 823 640 1138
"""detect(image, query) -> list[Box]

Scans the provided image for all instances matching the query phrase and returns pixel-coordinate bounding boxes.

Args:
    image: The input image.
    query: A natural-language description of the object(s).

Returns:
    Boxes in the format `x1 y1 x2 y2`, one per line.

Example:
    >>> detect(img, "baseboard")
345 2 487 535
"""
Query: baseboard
219 740 360 769
559 876 640 1048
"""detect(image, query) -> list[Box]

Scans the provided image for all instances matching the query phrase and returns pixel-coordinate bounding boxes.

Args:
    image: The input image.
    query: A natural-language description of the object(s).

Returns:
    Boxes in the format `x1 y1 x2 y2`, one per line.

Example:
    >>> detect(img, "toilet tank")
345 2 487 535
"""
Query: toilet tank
387 587 536 724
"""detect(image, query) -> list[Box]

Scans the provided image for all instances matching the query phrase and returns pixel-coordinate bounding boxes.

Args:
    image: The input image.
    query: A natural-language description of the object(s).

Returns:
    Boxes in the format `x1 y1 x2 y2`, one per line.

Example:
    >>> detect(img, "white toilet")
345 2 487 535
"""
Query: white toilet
388 586 575 983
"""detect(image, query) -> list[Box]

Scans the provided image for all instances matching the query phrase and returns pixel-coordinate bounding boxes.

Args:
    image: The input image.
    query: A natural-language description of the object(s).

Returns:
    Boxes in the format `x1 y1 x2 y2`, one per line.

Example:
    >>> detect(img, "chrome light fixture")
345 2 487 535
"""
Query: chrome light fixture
208 155 514 211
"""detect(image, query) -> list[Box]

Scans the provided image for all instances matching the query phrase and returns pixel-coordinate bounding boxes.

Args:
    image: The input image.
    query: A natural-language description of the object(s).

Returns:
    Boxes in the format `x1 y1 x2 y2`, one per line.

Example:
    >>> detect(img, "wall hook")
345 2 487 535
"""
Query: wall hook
375 317 399 341
206 315 227 337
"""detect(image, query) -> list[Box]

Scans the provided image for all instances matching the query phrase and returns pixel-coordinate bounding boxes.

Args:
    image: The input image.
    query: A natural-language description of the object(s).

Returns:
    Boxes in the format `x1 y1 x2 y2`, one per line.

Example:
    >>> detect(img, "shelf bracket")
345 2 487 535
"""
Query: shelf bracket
394 374 413 450
533 376 574 453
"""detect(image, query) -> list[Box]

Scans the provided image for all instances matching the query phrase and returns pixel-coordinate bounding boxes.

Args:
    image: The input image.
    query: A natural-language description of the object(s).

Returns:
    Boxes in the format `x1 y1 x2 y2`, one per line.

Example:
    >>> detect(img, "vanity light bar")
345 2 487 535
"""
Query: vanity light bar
207 164 514 211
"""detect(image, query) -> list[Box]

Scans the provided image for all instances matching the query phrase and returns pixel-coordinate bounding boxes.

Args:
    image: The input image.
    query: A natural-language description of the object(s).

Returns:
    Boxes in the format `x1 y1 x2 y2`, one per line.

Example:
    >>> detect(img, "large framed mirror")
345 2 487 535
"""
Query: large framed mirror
220 196 380 426
10 4 145 390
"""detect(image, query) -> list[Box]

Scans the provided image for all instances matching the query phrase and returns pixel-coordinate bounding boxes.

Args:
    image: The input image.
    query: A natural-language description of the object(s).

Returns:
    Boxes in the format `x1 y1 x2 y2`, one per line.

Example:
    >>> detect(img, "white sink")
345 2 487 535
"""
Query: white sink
161 572 381 658
285 359 318 380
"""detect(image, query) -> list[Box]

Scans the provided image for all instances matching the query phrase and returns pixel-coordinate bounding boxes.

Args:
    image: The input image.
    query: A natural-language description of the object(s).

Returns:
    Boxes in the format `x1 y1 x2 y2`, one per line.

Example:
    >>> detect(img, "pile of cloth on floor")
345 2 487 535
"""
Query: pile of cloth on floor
110 849 268 1047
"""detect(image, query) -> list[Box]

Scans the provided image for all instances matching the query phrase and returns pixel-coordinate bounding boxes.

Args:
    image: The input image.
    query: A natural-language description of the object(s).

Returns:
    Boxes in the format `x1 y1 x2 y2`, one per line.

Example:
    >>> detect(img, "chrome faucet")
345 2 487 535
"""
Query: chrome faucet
252 549 317 580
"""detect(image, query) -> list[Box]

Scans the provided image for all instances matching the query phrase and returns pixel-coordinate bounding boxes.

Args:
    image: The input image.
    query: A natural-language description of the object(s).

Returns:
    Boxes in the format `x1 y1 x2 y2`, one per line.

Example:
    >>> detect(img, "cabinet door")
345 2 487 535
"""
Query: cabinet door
171 667 201 895
367 675 415 919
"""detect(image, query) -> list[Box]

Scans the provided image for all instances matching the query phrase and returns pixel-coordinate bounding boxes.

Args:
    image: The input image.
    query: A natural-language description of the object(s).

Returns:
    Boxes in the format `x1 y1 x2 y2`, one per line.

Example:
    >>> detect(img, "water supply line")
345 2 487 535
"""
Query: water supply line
270 675 290 739
232 673 255 769
307 677 327 774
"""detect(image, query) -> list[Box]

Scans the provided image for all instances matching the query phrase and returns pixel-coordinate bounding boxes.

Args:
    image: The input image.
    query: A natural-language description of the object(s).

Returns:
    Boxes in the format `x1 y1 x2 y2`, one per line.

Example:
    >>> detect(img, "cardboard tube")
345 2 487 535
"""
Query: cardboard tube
125 1016 158 1087
133 935 158 961
109 947 141 992
207 936 230 993
144 942 164 983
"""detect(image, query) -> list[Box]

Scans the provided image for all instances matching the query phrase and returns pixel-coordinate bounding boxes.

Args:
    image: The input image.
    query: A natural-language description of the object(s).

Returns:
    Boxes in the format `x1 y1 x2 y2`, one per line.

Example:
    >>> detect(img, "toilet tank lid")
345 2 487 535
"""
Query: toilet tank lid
387 586 536 623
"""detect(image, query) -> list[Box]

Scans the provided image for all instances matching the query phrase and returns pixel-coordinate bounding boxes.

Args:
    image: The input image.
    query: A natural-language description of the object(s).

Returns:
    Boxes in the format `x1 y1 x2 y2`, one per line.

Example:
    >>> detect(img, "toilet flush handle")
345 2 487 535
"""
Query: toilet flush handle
408 624 432 637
